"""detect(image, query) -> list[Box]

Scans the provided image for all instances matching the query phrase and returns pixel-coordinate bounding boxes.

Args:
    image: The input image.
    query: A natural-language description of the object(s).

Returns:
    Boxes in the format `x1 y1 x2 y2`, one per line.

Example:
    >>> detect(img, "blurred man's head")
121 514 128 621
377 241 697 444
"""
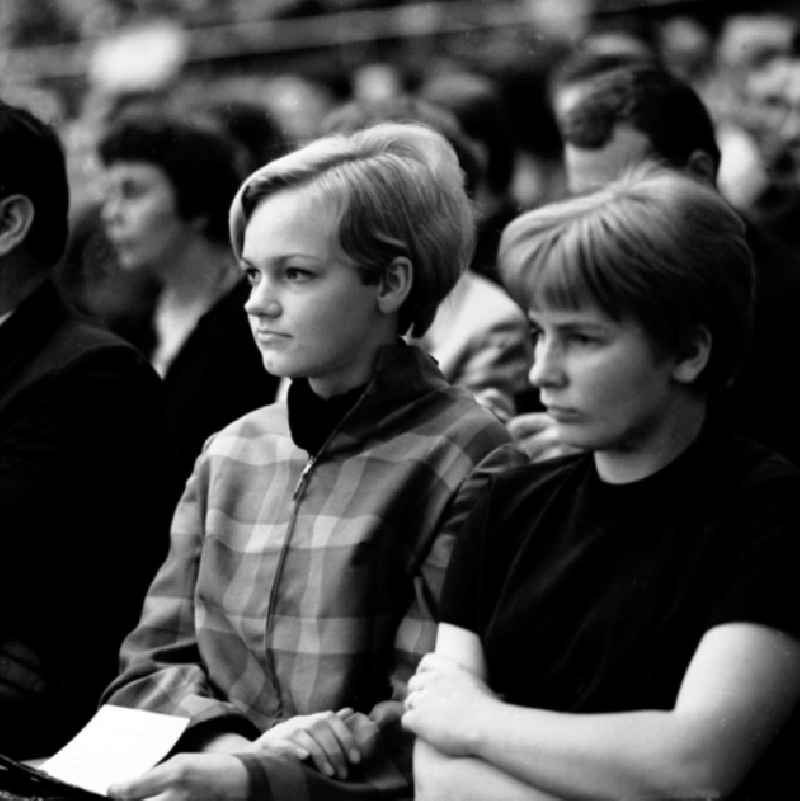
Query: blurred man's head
0 99 69 274
557 64 720 194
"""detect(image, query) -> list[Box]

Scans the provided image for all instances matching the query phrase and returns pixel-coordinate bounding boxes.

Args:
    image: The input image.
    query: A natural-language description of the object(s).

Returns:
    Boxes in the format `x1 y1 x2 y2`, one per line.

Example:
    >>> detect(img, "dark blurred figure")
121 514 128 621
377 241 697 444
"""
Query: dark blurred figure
492 52 566 213
418 70 519 286
321 95 532 422
198 98 290 176
513 61 800 466
0 99 170 757
98 110 278 506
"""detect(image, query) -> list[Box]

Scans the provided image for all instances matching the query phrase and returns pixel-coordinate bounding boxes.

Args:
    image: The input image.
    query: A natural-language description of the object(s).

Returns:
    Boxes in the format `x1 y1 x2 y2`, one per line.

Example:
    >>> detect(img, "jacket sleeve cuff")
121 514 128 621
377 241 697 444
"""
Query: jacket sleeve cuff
177 714 260 752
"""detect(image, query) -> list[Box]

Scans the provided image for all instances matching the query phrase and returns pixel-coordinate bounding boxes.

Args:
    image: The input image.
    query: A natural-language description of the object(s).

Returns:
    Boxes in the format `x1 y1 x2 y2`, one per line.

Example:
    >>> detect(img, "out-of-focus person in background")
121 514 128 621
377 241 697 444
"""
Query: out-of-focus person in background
98 109 278 506
417 69 520 286
0 97 170 758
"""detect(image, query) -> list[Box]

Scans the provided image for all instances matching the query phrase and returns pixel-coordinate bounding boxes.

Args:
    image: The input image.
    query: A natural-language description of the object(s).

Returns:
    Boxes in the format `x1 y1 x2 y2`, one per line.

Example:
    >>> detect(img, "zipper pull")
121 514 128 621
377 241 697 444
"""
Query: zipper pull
292 459 314 502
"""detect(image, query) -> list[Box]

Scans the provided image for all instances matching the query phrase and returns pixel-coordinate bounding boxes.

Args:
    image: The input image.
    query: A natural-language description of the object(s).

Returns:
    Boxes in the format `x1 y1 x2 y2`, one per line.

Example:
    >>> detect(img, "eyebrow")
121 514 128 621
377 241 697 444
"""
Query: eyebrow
237 254 322 270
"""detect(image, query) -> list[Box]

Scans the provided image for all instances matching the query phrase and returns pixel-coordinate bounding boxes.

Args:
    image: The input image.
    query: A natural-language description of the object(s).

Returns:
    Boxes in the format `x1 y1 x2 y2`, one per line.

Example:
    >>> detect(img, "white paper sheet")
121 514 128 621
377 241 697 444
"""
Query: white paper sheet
40 704 189 796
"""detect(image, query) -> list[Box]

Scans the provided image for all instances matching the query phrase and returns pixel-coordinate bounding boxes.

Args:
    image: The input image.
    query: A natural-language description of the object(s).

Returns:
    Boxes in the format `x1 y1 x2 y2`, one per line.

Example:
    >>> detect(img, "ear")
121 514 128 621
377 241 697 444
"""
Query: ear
376 256 413 316
685 150 718 187
0 194 34 258
672 325 712 385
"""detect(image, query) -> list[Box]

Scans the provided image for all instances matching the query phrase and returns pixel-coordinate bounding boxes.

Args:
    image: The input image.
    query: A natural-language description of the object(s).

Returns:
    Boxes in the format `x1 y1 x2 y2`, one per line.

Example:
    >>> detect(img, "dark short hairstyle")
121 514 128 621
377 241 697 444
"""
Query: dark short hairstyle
98 111 242 246
548 48 657 109
0 98 69 269
190 98 290 177
499 167 754 392
560 64 721 173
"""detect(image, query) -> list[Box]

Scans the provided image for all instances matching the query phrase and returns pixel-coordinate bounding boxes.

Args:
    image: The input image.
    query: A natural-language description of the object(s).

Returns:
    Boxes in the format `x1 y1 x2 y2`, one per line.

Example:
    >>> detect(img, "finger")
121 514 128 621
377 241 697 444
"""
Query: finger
291 729 338 779
320 711 361 764
1 641 42 671
108 758 185 799
400 708 419 734
507 413 553 438
263 739 310 761
0 657 46 697
368 700 402 727
305 717 353 778
348 715 380 758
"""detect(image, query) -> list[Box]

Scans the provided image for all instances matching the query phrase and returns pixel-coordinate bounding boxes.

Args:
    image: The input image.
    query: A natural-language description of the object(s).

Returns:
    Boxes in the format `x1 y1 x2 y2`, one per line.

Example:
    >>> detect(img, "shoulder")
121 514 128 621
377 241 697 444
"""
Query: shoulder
27 316 157 390
486 451 588 503
202 401 295 461
414 381 513 453
714 433 800 501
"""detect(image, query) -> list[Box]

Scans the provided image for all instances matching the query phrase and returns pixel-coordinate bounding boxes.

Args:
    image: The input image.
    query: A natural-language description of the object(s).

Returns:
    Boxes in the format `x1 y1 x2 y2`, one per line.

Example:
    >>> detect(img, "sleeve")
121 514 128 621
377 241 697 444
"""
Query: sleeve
710 474 800 642
387 443 524 698
437 483 494 635
237 750 411 801
101 460 259 740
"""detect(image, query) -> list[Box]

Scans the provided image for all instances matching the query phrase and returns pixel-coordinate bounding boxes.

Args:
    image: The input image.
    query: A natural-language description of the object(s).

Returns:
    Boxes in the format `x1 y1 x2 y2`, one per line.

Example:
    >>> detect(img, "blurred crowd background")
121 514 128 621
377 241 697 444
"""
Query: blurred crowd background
3 0 799 340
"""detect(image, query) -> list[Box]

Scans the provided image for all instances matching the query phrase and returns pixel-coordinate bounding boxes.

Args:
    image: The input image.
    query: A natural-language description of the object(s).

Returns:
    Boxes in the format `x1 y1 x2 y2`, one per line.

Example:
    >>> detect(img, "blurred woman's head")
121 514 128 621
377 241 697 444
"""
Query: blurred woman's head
98 110 241 272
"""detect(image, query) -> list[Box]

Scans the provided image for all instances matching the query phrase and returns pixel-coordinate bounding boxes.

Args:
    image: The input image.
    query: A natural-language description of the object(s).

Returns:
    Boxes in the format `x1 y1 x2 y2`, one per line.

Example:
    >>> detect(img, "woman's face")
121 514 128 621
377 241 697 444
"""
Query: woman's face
240 184 395 398
528 303 686 457
101 160 194 273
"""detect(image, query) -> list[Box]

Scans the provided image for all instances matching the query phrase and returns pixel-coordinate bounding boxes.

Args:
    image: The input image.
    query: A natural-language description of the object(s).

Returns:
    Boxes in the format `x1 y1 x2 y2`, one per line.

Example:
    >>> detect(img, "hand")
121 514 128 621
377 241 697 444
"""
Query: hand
0 640 47 704
402 653 499 756
107 753 247 801
507 412 581 462
200 733 254 755
257 709 371 781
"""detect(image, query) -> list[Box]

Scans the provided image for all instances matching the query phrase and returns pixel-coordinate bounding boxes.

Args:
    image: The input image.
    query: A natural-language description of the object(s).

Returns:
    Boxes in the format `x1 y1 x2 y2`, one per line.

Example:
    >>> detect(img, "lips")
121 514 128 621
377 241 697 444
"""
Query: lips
253 330 290 343
544 405 582 422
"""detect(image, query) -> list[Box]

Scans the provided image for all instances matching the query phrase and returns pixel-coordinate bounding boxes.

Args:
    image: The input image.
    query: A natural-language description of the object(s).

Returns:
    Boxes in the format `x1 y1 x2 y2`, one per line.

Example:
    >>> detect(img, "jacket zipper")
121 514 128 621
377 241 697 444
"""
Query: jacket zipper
262 382 373 714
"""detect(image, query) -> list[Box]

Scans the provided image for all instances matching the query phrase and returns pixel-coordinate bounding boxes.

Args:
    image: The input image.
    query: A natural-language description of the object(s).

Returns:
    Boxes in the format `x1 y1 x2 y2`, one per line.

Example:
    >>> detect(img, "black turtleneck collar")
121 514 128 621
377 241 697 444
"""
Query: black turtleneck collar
287 378 367 455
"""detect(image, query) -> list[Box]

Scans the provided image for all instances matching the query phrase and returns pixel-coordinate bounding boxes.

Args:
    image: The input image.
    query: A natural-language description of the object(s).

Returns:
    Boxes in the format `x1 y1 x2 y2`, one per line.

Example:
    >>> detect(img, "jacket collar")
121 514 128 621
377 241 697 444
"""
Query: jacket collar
309 340 449 456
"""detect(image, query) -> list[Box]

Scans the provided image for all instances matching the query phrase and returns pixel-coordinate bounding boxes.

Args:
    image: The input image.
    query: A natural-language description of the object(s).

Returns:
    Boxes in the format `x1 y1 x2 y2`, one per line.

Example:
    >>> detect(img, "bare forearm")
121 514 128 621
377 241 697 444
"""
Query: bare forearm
413 739 565 801
471 704 719 801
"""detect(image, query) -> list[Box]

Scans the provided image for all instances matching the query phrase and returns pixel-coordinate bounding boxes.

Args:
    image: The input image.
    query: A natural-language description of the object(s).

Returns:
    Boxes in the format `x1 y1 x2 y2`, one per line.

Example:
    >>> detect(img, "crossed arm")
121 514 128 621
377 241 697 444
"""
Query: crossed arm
403 622 800 801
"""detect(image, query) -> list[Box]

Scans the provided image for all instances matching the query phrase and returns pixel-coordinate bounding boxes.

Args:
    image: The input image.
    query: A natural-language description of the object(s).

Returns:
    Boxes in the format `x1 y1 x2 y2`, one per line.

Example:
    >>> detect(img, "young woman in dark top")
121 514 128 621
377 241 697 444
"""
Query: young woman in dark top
402 167 800 801
98 111 278 503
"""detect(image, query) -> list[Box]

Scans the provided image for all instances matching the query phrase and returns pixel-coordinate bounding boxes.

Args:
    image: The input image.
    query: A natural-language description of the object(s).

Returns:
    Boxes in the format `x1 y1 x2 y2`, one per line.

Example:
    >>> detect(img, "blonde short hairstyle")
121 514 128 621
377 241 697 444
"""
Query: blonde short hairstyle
499 166 755 391
229 122 474 337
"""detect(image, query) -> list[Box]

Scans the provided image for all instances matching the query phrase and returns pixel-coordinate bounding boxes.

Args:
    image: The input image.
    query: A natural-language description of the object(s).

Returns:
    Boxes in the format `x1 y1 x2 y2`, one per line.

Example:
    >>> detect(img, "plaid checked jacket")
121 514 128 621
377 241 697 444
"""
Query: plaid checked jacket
103 343 515 799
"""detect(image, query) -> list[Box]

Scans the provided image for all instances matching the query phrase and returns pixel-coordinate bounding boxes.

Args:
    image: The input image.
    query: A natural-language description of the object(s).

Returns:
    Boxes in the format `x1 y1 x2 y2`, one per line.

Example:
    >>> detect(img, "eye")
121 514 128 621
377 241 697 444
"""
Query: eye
242 266 261 287
118 179 145 200
567 331 603 347
528 320 542 343
285 266 314 282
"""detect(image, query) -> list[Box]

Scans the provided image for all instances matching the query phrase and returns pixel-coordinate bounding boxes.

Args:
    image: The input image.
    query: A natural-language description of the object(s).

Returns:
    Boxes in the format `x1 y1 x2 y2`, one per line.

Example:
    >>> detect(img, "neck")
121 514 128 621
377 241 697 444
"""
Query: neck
308 328 399 399
158 237 237 306
594 394 708 484
0 259 48 315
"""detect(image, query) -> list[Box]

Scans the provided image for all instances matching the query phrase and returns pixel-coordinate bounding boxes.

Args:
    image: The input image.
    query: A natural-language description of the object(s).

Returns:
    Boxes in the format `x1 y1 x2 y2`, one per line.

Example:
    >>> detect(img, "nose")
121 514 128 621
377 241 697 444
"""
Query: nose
100 192 123 228
528 336 566 390
245 276 282 319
